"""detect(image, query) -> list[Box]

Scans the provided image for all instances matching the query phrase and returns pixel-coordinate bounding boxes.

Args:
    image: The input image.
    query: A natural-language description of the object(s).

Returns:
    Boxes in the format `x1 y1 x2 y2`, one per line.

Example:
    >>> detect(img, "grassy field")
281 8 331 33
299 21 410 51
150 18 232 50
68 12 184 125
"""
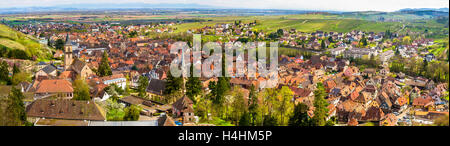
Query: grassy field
0 38 26 50
0 24 51 60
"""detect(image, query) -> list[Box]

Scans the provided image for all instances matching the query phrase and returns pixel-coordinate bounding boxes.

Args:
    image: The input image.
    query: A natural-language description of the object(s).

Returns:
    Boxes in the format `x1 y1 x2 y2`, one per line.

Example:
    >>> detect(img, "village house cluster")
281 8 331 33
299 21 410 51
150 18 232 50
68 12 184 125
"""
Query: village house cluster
1 21 447 126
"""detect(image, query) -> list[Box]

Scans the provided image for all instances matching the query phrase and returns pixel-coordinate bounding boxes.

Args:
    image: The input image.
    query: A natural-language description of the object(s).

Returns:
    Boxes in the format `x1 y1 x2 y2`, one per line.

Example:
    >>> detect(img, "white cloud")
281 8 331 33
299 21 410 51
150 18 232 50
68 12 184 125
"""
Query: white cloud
0 0 448 11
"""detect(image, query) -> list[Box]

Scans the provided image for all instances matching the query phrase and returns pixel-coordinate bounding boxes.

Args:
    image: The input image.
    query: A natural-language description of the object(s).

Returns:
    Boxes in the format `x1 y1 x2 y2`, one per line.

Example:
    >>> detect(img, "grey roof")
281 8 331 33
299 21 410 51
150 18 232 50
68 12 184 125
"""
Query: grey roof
71 59 87 74
146 78 166 95
37 61 47 65
41 64 57 74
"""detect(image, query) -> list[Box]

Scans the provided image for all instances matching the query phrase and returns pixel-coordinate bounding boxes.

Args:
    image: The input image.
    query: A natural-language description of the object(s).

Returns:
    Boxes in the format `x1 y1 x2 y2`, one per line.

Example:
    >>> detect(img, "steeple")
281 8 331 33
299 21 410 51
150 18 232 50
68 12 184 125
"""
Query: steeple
65 33 71 46
63 33 73 71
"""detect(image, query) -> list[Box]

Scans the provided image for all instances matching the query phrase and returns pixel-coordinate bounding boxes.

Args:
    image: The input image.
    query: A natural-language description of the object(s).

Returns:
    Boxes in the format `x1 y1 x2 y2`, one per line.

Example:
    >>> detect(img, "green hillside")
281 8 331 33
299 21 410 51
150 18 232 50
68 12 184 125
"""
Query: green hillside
173 13 447 36
0 24 51 60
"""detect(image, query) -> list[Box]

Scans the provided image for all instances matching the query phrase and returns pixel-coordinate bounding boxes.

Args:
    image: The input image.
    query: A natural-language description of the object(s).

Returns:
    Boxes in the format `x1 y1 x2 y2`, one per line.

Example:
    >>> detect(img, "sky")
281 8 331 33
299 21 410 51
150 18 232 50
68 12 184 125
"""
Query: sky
0 0 449 11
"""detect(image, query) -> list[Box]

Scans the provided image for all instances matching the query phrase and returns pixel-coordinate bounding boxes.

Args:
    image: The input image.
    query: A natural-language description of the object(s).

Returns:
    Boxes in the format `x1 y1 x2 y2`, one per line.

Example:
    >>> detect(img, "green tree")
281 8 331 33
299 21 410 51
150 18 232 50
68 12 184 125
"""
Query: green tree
164 71 183 95
311 83 329 126
275 86 294 126
239 112 251 126
73 76 91 101
98 51 112 77
2 87 27 126
12 63 19 76
328 36 334 43
276 29 284 36
186 65 202 102
123 105 141 121
54 39 65 50
0 60 9 83
288 103 311 126
231 86 247 124
128 31 138 38
360 35 368 47
137 76 149 98
214 77 230 105
12 72 31 85
263 115 278 126
321 39 326 50
248 85 259 126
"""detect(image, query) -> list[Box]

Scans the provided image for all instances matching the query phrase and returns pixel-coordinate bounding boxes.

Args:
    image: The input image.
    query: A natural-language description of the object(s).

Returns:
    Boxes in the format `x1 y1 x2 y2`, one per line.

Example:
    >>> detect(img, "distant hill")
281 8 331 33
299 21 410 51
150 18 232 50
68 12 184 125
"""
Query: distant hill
0 24 50 60
399 8 449 12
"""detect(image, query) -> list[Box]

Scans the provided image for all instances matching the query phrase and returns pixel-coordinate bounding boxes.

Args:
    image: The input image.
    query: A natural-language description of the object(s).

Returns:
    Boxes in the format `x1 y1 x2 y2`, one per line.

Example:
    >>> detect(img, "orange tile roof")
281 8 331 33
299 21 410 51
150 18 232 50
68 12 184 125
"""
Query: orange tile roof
35 79 73 93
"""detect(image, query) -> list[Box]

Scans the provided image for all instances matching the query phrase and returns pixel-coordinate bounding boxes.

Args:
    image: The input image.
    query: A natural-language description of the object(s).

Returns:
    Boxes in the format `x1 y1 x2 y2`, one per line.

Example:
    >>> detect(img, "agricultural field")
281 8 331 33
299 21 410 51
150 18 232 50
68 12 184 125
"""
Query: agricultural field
172 13 447 36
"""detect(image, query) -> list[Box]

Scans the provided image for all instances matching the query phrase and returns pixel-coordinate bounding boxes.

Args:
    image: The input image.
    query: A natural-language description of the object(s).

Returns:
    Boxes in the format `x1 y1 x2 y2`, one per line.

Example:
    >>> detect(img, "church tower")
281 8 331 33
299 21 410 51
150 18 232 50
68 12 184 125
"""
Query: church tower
64 33 73 71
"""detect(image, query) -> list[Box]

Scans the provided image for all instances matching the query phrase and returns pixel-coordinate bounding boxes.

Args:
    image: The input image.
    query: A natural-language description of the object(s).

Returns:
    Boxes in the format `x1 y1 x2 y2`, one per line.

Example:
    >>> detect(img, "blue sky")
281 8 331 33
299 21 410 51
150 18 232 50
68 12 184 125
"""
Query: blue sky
1 0 448 11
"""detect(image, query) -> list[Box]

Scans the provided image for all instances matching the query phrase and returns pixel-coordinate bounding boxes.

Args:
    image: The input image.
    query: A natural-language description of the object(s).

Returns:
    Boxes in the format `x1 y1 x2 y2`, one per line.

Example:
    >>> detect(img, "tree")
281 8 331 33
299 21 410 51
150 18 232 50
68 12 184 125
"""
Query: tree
12 72 31 85
275 86 294 126
328 36 334 43
321 39 326 50
248 85 259 125
0 60 9 84
288 103 311 126
2 87 27 126
276 29 284 36
311 83 329 126
402 36 411 45
137 76 149 98
128 31 138 38
263 115 278 126
12 63 19 76
360 35 368 47
73 76 91 101
186 65 202 102
54 39 65 50
123 105 141 121
239 112 251 126
231 86 247 124
210 77 230 106
164 70 183 95
98 51 112 77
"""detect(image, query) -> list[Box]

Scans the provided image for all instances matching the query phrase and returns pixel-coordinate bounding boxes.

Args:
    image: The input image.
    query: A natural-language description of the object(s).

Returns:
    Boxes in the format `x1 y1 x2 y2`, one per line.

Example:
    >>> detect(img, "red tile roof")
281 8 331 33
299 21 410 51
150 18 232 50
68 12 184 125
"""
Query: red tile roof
35 79 73 93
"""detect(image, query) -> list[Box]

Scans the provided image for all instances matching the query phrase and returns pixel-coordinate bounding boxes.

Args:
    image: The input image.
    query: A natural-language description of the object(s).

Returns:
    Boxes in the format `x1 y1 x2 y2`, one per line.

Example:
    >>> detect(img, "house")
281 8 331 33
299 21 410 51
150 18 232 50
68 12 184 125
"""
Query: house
412 97 434 110
337 100 365 122
158 114 177 126
379 50 394 62
377 92 392 113
230 78 253 89
324 80 337 93
118 95 167 116
99 74 127 90
289 86 313 102
355 92 372 106
361 106 385 122
146 78 166 99
70 59 94 79
59 71 75 81
26 99 105 126
424 53 435 62
172 95 195 124
362 68 376 78
34 79 74 100
380 113 398 126
330 47 345 57
35 64 57 79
